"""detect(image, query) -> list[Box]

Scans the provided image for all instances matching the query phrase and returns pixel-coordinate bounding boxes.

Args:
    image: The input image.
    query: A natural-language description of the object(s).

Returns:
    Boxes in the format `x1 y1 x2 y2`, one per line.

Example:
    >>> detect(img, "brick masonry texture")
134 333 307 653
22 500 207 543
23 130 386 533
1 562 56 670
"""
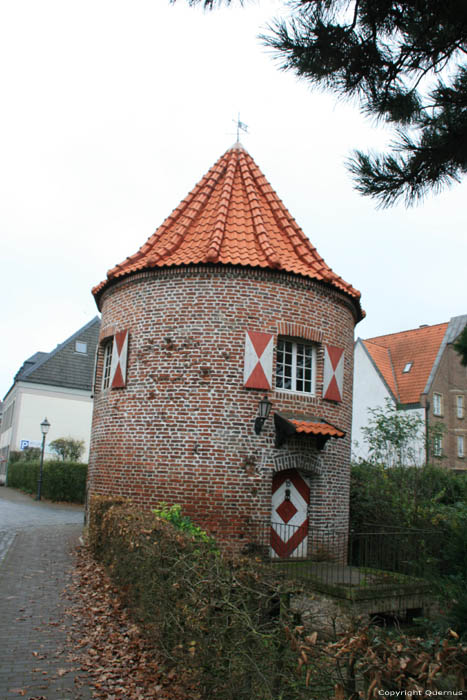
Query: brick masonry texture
427 343 467 470
88 265 357 551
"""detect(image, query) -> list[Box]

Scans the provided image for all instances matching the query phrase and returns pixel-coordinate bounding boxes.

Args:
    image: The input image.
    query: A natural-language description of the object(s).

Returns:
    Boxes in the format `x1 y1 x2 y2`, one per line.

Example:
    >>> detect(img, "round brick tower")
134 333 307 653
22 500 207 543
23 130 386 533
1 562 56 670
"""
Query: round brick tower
89 143 363 555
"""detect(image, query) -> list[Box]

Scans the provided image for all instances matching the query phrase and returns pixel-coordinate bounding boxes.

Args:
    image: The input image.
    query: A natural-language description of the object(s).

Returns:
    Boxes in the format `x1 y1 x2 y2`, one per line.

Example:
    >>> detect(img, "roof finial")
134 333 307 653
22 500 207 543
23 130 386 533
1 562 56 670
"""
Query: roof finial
234 113 248 142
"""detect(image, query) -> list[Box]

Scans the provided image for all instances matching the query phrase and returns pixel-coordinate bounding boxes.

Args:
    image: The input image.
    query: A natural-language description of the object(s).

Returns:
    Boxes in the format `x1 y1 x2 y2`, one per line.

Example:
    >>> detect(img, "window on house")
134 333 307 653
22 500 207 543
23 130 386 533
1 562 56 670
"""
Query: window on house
403 362 413 373
275 338 316 394
75 341 87 354
102 340 113 389
458 436 465 458
433 393 443 416
457 395 465 419
1 402 15 433
433 435 443 457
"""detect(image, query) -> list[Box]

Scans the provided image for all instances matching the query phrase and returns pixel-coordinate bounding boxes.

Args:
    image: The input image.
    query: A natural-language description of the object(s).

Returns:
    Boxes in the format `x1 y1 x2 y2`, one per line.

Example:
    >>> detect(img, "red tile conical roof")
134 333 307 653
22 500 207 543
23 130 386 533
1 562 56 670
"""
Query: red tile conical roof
93 143 363 318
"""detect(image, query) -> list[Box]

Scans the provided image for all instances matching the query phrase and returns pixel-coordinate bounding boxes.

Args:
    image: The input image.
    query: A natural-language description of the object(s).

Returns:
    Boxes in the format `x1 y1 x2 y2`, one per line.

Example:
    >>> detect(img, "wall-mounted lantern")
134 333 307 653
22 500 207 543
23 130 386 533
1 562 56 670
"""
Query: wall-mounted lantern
254 395 272 435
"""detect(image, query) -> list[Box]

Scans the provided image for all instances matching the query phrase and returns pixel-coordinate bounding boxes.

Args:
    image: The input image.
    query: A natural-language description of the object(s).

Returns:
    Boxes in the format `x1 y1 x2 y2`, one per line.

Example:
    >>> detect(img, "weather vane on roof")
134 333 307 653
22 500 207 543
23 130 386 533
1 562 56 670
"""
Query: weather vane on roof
233 113 249 141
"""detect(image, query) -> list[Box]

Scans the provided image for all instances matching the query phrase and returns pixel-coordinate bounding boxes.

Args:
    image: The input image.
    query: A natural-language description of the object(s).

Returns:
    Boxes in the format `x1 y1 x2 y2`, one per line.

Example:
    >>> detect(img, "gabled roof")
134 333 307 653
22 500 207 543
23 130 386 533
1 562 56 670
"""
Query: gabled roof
423 314 467 394
360 339 398 398
7 317 101 396
361 322 449 404
92 143 363 320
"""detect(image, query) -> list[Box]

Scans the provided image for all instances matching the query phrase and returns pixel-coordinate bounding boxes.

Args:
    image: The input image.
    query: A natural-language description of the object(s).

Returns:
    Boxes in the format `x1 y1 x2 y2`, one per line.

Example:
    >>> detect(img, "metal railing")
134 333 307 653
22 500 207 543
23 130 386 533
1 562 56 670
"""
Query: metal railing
250 521 440 590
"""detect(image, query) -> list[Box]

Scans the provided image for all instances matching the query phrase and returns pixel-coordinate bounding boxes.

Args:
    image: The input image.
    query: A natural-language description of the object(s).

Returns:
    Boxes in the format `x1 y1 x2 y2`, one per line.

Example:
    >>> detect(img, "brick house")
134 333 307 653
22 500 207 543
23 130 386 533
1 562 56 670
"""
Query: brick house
88 143 364 555
352 315 467 471
0 317 100 482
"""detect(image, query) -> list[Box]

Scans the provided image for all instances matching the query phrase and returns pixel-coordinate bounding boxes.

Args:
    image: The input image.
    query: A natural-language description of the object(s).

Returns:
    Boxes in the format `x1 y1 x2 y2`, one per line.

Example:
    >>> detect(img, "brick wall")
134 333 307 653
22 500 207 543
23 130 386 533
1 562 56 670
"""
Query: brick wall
428 343 467 470
88 265 358 551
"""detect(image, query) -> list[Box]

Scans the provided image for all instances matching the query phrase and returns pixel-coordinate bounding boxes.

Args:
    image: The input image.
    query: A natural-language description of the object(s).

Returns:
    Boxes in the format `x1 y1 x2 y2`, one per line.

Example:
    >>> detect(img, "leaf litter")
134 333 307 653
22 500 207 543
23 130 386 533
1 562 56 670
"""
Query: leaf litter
63 542 200 699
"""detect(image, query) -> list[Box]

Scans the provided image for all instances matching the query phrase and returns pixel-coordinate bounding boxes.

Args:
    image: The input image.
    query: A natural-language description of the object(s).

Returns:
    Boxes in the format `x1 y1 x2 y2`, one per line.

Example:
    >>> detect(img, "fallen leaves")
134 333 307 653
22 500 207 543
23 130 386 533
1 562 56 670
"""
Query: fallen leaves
63 543 200 699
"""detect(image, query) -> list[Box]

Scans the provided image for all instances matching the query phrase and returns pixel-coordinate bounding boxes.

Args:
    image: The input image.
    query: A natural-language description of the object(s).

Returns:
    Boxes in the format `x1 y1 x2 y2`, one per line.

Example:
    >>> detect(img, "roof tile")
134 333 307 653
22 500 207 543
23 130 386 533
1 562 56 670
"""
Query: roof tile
290 419 345 438
93 144 362 318
363 322 449 404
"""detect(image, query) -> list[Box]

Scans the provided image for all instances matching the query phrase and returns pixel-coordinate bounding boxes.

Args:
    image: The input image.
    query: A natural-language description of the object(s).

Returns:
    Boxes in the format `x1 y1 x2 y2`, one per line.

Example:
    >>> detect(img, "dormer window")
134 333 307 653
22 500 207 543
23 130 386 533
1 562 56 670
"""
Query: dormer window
403 362 413 373
75 341 87 354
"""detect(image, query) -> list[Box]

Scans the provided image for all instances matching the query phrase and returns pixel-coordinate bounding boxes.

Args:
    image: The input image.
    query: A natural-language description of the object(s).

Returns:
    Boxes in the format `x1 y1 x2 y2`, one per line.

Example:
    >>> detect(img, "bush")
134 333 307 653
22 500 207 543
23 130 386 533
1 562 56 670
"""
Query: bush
350 462 467 531
7 460 87 503
88 497 467 698
88 496 330 700
49 437 85 461
350 462 467 637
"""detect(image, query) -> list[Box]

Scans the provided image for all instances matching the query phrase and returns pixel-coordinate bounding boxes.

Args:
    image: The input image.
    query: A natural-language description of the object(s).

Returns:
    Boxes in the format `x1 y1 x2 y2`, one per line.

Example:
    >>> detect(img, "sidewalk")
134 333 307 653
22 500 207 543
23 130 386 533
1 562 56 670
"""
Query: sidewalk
0 488 92 699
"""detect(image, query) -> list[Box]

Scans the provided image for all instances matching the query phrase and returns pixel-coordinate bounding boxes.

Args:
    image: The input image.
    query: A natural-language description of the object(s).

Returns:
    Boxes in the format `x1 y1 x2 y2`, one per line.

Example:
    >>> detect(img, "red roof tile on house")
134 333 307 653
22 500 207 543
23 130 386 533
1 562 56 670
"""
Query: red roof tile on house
363 340 398 398
92 143 362 318
363 322 449 404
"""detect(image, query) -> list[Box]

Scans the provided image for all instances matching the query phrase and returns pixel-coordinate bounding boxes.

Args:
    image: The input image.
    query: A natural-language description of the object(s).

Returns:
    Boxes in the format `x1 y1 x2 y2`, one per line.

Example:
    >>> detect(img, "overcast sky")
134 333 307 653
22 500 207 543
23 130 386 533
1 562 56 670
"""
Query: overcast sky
1 0 466 399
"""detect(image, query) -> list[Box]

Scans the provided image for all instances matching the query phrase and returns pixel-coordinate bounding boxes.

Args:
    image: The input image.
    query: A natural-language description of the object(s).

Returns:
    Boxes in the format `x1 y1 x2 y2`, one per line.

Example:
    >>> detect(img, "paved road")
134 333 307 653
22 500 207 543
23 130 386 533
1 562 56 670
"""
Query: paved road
0 487 92 699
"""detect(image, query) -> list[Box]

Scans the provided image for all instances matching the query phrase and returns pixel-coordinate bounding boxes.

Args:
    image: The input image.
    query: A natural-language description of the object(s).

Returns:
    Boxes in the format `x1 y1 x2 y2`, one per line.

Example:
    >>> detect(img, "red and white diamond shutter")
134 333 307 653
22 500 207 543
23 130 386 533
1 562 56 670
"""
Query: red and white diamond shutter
270 470 310 559
243 331 273 390
109 330 129 389
323 345 344 402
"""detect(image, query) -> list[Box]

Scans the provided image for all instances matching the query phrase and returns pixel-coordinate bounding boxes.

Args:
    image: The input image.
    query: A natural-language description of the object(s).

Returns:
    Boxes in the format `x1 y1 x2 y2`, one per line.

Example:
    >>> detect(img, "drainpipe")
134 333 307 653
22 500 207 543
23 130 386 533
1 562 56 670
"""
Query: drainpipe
425 398 430 465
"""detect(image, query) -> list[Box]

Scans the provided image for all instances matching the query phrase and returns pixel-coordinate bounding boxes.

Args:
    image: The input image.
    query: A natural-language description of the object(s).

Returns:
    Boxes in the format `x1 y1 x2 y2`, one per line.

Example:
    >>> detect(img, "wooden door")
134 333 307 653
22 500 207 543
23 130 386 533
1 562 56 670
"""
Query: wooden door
270 469 310 559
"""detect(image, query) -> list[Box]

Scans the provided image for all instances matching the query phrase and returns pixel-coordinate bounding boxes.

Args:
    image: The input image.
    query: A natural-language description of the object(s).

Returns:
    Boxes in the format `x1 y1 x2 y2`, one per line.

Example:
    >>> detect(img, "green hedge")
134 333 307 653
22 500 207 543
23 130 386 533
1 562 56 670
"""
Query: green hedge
7 460 87 503
88 496 329 700
350 462 467 531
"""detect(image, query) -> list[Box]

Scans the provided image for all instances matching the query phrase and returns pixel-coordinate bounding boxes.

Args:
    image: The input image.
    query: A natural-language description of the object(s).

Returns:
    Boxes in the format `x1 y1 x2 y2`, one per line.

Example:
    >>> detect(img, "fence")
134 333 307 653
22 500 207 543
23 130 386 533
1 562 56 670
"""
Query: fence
251 521 441 589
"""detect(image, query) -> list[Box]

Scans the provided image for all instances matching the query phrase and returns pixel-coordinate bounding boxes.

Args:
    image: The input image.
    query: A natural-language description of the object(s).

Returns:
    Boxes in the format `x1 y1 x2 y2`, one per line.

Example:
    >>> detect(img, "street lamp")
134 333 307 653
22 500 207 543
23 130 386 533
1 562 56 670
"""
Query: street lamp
36 417 50 501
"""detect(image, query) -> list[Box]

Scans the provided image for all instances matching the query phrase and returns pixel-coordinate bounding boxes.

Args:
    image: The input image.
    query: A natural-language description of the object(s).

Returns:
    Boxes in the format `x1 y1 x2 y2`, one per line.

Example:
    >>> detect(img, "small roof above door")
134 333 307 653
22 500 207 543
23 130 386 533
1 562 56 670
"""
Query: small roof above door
274 413 345 449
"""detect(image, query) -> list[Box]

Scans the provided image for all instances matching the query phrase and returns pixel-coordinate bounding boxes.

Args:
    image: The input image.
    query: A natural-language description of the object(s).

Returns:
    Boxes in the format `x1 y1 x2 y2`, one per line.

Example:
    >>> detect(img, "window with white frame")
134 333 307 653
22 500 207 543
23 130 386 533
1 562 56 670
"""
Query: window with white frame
433 434 443 457
102 340 113 390
433 393 443 416
458 436 465 458
275 338 316 394
457 395 465 419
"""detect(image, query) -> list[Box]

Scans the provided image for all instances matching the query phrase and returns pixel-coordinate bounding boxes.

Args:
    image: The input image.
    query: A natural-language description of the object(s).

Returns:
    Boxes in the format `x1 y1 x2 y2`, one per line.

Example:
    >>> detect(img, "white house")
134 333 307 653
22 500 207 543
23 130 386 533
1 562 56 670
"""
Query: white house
0 317 100 482
352 315 467 470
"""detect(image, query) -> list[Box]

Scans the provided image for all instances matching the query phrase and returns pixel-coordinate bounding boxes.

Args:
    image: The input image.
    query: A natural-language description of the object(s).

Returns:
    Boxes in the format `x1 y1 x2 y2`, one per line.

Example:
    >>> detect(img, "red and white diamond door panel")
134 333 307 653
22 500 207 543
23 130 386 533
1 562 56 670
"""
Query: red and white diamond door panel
271 470 310 559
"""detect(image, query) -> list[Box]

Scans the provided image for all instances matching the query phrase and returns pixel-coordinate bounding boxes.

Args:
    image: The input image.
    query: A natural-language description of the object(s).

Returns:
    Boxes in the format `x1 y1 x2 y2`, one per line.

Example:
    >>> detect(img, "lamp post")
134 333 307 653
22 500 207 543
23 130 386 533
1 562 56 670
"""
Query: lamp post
36 417 50 501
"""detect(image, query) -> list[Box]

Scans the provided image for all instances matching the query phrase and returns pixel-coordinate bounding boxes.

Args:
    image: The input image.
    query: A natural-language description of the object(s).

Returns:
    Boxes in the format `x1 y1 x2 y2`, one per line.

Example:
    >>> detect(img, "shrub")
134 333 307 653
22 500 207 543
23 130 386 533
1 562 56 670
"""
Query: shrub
88 497 467 698
152 502 217 546
350 462 467 531
7 460 87 503
350 462 467 637
88 497 329 700
361 399 425 467
49 437 85 461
